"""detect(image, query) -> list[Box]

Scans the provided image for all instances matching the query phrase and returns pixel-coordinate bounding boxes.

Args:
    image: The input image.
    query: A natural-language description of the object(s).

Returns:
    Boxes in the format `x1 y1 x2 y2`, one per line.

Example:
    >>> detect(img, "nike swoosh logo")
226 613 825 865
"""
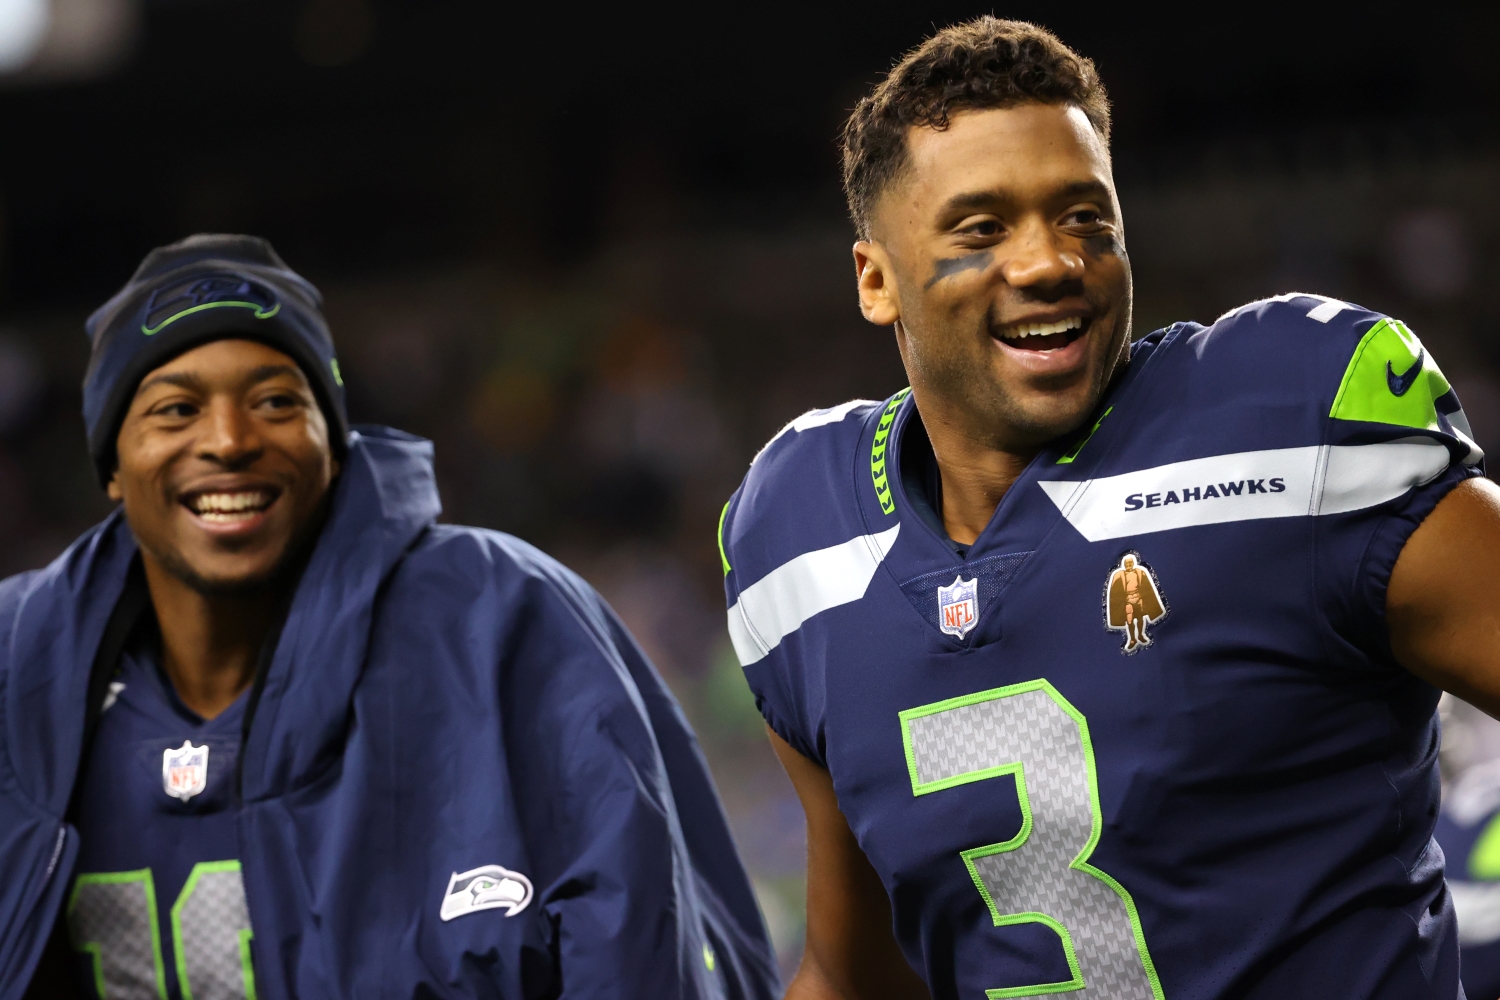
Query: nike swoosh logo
1387 350 1424 396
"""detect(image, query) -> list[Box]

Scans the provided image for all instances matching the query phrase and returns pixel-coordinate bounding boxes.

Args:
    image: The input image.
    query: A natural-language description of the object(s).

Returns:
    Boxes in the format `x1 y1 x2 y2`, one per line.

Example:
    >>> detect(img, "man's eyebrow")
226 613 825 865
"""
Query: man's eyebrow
1054 179 1112 200
937 179 1113 217
937 190 1013 216
134 364 304 398
248 364 304 384
134 371 203 397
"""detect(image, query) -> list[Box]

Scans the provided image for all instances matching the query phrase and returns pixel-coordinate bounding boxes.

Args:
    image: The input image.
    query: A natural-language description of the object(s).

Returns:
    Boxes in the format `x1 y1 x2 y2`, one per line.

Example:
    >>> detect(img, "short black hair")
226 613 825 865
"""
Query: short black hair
841 17 1111 239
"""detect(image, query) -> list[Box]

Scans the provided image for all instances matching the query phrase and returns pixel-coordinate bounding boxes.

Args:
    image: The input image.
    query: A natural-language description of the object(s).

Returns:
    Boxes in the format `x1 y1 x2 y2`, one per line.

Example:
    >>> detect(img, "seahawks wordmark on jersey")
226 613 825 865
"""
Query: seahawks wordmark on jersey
722 295 1476 999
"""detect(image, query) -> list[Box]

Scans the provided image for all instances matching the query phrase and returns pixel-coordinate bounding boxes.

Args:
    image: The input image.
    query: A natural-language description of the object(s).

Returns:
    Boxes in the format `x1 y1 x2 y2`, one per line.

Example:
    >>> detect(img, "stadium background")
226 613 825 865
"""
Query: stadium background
0 0 1498 977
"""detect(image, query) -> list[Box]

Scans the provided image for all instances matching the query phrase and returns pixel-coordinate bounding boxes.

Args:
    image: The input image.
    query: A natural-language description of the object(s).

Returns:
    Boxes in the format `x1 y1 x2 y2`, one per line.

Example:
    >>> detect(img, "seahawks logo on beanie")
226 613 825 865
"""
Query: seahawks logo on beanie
140 273 281 336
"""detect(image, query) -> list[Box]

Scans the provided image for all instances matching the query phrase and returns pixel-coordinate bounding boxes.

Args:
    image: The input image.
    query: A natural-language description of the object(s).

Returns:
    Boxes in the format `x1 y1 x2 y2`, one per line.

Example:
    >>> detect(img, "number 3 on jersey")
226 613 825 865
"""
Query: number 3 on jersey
900 680 1164 999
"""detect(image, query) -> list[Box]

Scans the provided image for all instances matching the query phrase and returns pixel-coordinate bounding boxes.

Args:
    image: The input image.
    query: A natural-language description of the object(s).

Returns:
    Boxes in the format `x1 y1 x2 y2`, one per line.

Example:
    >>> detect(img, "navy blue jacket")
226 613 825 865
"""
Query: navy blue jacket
0 427 779 999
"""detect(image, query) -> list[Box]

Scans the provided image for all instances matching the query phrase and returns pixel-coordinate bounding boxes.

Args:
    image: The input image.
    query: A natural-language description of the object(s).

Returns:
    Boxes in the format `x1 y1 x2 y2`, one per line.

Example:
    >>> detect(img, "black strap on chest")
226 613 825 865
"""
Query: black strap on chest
234 590 294 799
70 560 151 820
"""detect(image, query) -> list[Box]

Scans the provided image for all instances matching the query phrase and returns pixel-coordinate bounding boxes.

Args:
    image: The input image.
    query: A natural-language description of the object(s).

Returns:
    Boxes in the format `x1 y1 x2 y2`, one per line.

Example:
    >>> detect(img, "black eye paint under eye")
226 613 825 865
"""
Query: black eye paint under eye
926 250 994 289
1083 234 1127 260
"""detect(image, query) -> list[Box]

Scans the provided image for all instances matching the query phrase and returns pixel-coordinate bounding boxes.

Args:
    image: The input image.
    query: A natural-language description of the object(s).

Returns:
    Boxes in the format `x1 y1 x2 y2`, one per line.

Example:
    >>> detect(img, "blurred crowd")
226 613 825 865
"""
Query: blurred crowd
0 121 1497 977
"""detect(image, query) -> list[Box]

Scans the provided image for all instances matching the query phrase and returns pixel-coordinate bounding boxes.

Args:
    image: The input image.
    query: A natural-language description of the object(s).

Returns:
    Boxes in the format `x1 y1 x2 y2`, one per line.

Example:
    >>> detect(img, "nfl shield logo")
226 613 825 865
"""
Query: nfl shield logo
162 740 209 801
937 575 979 638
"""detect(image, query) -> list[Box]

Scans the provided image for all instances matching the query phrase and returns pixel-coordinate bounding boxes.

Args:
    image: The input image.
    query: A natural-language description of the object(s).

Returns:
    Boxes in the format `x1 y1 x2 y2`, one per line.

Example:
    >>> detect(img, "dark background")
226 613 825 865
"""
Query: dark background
3 0 1497 972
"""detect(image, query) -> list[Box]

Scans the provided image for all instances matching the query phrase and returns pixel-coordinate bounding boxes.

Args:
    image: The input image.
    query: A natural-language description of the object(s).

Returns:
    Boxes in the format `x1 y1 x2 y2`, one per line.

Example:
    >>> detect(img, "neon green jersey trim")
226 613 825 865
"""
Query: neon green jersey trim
330 358 344 387
141 300 281 336
870 388 912 515
1056 407 1112 465
702 942 717 972
69 869 169 1000
717 500 732 576
899 680 1165 1000
959 771 1087 996
1328 317 1451 429
171 860 256 1000
979 910 1084 997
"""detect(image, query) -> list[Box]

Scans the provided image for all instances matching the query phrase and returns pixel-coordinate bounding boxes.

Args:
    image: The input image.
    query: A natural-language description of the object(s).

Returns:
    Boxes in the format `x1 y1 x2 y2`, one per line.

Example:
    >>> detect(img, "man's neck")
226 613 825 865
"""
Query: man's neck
917 399 1041 547
140 554 279 720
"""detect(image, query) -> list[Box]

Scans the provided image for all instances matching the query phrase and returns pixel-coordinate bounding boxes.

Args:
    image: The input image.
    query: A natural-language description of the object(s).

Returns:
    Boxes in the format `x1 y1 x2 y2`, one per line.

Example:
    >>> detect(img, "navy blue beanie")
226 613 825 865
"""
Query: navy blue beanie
83 234 349 487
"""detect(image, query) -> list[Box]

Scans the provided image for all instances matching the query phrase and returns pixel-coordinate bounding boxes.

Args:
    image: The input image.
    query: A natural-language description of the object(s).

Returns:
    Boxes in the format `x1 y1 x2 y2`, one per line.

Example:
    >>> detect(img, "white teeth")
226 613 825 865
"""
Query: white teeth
188 491 272 521
198 511 256 524
1003 316 1084 340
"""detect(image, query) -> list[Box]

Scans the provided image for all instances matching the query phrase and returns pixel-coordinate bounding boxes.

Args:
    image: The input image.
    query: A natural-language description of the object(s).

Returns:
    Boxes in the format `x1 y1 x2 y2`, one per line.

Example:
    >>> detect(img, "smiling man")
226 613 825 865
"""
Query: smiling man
719 17 1500 1000
3 235 778 1000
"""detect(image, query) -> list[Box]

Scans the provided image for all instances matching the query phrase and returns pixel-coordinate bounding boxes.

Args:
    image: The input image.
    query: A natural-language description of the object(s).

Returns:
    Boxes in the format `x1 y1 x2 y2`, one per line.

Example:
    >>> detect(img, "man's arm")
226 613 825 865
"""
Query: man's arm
768 727 931 1000
1387 477 1500 715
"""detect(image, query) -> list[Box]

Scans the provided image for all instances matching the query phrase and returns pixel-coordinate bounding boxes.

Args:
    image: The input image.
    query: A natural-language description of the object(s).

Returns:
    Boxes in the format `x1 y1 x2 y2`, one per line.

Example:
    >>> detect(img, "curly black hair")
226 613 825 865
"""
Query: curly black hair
841 17 1111 239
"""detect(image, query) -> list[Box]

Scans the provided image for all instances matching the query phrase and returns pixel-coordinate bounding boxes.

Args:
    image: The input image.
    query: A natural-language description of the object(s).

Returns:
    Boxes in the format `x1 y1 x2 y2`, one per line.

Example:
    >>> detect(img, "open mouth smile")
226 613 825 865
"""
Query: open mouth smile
996 315 1088 352
181 488 279 525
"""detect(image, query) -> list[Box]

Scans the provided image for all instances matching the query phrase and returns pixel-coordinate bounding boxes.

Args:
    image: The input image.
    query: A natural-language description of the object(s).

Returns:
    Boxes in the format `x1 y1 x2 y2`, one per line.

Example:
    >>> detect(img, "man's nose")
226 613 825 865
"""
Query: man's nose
196 399 262 467
999 219 1084 290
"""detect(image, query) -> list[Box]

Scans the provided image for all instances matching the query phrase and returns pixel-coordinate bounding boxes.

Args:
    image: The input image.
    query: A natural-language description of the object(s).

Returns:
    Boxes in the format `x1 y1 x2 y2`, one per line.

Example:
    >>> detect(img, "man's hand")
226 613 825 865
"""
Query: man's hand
1388 477 1500 715
768 726 932 1000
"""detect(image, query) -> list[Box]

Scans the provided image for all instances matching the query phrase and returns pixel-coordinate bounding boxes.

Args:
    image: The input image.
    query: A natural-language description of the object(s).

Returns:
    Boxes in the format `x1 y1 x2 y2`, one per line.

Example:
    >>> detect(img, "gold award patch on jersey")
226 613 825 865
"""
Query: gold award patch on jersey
1104 552 1167 654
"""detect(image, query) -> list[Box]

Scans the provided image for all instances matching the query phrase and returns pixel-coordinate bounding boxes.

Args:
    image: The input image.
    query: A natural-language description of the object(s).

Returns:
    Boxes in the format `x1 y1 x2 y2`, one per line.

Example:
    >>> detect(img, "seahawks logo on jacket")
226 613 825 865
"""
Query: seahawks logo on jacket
440 863 534 921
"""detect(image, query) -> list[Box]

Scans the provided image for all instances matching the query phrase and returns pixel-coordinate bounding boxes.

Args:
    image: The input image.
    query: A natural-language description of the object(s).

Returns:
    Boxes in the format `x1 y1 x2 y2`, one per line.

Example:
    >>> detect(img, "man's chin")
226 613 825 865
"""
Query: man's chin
157 545 296 598
993 394 1100 450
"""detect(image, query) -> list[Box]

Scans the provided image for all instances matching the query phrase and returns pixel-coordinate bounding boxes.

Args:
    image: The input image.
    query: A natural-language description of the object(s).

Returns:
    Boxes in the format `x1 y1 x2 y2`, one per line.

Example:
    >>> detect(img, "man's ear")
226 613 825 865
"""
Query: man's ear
853 241 901 327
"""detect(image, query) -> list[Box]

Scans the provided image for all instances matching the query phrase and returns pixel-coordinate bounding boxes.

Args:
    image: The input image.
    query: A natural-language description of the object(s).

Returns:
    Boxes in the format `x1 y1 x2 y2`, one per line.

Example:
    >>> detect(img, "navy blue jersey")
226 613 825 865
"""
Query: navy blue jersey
1437 763 1500 1000
68 636 250 1000
721 295 1481 999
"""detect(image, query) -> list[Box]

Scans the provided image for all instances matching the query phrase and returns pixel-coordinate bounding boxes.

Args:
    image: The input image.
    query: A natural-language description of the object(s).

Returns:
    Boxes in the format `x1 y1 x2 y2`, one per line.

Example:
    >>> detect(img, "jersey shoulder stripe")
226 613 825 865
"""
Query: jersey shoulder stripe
750 398 879 465
1202 293 1474 454
727 524 900 666
722 396 898 665
724 397 887 587
1038 440 1450 542
1199 293 1479 466
1031 293 1482 543
1213 290 1358 325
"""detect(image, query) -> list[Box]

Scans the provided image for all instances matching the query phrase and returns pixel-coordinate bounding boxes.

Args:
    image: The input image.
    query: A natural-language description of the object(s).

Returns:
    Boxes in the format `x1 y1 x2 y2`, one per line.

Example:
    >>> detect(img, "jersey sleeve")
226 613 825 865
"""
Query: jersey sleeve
719 400 884 766
720 481 816 763
1280 298 1485 665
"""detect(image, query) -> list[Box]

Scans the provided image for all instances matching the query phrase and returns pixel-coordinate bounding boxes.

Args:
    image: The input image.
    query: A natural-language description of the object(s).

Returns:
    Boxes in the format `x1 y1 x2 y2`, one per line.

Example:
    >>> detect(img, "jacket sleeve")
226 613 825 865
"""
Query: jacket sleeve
597 605 781 1000
500 549 778 1000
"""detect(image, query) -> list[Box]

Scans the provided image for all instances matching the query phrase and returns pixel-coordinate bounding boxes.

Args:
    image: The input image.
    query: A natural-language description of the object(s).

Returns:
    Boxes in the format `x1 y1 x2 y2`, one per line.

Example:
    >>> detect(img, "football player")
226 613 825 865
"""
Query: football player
5 235 779 999
719 17 1499 999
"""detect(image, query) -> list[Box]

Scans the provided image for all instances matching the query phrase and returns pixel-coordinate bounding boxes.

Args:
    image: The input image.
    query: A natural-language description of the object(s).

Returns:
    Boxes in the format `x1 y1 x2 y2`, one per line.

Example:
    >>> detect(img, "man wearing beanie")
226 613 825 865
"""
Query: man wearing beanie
0 235 778 1000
